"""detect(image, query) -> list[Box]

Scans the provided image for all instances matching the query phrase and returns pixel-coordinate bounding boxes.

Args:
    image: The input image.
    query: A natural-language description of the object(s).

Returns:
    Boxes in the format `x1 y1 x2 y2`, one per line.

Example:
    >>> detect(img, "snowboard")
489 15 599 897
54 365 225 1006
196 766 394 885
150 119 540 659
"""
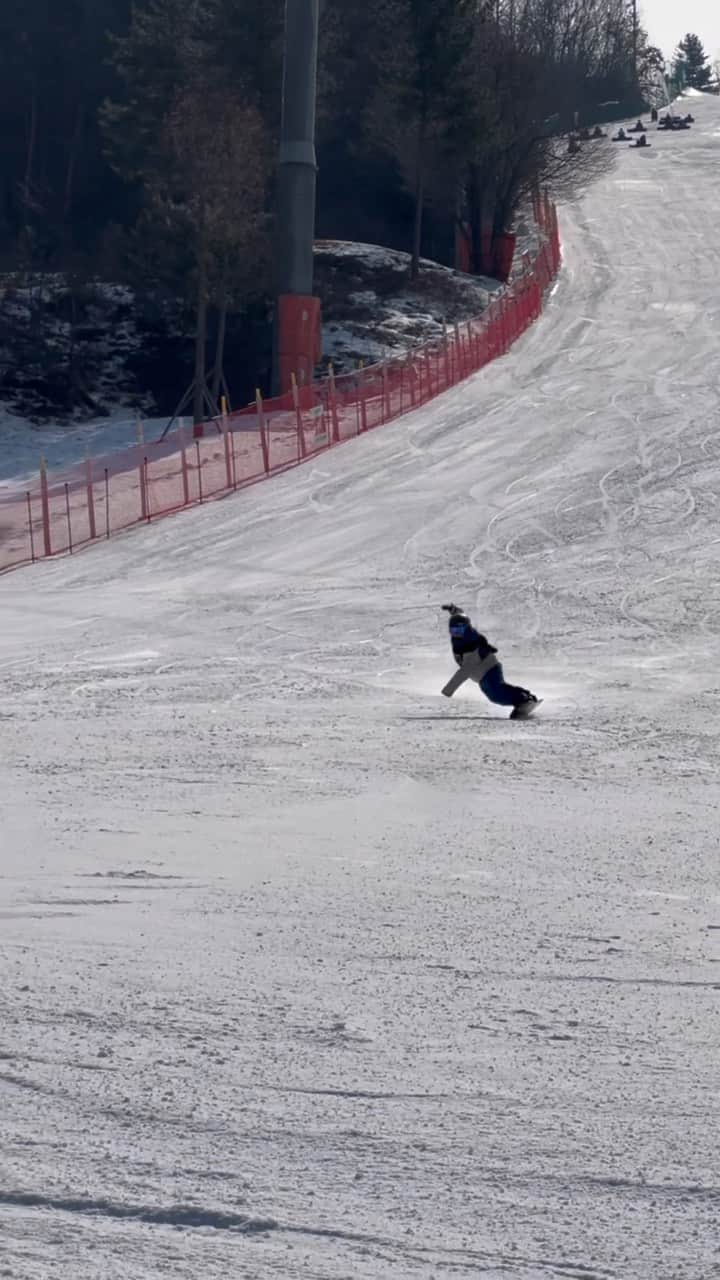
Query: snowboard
509 698 543 720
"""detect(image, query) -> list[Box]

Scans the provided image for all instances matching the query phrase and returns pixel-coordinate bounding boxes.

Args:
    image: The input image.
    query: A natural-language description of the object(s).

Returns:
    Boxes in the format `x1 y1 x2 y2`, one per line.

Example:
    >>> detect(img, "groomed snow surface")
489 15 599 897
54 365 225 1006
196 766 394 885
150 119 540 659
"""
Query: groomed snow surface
2 98 720 1280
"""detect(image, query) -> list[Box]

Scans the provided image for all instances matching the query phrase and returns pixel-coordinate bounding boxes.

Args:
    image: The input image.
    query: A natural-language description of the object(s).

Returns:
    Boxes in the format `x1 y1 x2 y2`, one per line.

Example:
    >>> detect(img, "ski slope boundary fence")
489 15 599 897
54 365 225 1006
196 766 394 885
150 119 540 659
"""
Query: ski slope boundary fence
0 198 560 574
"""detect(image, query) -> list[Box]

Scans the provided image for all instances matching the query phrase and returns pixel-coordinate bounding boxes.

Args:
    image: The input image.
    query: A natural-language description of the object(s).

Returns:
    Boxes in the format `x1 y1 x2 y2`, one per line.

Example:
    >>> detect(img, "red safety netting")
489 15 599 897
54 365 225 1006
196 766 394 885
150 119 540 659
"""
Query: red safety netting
0 198 560 574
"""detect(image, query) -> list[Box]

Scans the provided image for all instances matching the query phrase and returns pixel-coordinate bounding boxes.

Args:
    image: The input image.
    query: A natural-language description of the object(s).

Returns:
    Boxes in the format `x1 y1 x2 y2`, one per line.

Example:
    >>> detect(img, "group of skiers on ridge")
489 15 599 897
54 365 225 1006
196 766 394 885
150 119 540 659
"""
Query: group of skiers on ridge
612 110 694 148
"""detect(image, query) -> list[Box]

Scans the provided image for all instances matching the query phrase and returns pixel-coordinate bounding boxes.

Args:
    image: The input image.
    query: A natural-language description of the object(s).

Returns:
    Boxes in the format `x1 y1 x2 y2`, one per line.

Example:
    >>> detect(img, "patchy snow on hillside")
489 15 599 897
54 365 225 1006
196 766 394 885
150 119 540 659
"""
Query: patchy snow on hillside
1 214 544 483
314 240 503 372
0 407 191 488
0 275 148 422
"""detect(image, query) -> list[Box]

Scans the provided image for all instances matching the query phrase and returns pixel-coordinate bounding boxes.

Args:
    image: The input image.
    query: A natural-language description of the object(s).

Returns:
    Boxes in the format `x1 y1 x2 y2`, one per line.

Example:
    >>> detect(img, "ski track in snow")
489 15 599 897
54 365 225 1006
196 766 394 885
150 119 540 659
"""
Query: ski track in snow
2 101 720 1279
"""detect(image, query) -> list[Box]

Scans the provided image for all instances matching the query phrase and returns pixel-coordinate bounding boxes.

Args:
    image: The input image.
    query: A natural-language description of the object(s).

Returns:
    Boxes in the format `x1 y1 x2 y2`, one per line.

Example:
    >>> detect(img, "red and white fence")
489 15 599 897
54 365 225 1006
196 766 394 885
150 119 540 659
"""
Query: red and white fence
0 198 560 574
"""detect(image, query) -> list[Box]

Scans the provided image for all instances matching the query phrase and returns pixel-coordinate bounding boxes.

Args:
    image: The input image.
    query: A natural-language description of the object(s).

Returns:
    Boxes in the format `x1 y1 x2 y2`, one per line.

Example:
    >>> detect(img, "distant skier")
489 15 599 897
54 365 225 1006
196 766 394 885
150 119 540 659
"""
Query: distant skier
440 604 540 719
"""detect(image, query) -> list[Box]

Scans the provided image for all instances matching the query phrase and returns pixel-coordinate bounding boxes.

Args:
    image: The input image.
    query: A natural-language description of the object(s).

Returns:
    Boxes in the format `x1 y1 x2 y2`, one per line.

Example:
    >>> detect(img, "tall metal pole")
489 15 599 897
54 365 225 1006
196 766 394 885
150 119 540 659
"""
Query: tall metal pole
273 0 321 395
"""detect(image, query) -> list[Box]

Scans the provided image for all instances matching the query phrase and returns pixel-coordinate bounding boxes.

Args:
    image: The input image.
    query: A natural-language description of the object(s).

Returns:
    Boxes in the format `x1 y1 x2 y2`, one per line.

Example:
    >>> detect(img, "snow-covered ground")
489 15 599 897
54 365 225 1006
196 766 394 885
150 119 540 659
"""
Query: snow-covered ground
0 212 538 489
0 249 499 489
315 240 502 371
0 411 197 490
2 98 720 1280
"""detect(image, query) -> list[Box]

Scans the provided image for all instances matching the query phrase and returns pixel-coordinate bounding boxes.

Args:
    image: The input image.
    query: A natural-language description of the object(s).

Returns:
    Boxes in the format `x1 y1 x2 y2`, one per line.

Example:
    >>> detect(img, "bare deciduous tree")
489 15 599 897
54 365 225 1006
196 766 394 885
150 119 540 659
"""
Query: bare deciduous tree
159 87 270 421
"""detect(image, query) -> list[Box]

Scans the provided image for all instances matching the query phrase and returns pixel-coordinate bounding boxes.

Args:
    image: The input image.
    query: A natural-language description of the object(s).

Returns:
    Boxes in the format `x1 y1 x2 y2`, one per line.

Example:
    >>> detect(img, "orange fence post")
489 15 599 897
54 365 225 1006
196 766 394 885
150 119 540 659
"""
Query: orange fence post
328 364 340 444
292 372 307 458
25 491 36 563
489 306 499 361
221 396 234 490
195 441 203 502
143 458 151 521
179 425 190 506
358 363 368 432
452 323 462 379
85 452 97 541
443 325 451 388
405 357 414 407
64 482 73 553
468 322 477 372
256 389 270 473
137 420 148 520
497 300 504 354
39 457 51 557
229 419 238 491
423 349 432 402
502 293 512 348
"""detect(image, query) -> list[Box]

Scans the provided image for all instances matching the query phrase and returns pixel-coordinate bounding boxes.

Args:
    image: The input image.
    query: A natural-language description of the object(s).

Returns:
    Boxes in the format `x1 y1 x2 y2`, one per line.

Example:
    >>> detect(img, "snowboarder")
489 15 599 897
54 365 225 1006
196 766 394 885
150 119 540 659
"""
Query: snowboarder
440 604 540 719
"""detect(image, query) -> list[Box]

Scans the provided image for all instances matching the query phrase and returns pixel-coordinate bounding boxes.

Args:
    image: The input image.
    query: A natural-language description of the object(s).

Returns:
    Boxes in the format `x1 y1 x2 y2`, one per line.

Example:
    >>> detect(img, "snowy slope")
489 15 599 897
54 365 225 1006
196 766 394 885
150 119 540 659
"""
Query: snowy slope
2 99 720 1280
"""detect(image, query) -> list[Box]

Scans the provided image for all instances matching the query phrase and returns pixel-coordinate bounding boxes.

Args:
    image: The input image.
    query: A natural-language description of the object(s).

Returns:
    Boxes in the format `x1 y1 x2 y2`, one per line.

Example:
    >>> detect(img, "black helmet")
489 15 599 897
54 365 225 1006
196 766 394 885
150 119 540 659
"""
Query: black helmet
450 612 470 626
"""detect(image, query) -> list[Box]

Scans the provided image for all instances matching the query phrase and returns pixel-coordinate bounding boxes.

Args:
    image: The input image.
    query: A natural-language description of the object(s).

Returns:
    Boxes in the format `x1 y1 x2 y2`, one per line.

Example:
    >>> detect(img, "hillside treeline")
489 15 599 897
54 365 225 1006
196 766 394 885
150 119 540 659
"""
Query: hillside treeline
0 0 656 415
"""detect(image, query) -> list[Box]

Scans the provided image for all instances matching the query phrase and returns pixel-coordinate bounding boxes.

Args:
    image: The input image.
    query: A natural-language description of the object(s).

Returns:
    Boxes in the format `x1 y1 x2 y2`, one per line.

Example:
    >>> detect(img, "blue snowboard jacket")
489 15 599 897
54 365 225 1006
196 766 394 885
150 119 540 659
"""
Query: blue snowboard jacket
449 620 498 666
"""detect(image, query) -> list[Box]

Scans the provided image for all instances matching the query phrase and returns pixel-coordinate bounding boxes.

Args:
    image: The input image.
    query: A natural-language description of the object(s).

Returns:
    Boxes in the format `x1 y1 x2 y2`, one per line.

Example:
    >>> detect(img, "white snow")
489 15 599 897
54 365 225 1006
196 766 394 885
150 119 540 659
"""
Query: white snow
316 238 502 374
2 97 720 1280
316 240 435 270
0 410 186 488
0 241 497 484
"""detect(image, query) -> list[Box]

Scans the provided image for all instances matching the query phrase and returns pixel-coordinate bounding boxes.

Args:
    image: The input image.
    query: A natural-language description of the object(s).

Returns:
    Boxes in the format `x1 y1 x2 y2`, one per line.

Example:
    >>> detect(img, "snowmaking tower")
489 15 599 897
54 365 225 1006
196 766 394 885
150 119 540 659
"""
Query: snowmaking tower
273 0 321 395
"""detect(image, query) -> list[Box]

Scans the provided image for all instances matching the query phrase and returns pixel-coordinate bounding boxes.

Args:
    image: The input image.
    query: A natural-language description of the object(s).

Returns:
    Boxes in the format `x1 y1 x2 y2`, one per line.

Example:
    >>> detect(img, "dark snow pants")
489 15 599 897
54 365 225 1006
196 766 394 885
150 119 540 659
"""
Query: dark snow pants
480 663 531 708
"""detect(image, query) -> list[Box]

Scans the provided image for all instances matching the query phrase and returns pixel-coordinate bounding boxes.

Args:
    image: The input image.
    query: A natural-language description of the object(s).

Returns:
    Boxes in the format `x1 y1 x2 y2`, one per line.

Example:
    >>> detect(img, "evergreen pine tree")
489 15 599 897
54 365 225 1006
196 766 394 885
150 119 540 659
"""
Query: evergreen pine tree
673 33 712 90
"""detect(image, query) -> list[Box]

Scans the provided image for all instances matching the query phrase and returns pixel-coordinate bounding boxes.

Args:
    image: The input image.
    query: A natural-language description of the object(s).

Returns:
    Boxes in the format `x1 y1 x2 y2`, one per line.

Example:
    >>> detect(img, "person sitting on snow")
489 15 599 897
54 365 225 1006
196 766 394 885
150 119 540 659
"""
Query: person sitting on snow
440 604 539 718
612 127 627 141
